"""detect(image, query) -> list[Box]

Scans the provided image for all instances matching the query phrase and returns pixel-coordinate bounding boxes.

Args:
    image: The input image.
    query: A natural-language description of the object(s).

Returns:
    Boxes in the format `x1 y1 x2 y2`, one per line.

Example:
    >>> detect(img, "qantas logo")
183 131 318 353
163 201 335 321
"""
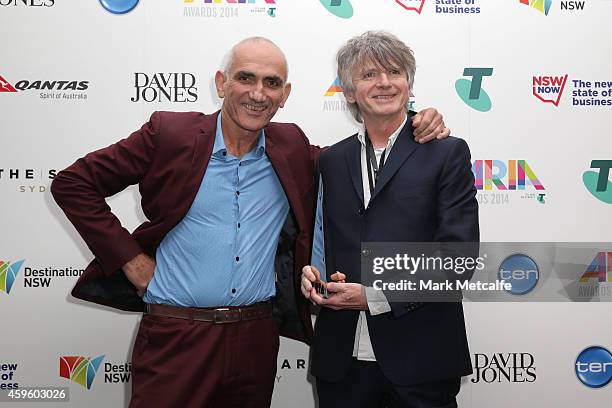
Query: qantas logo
0 75 17 92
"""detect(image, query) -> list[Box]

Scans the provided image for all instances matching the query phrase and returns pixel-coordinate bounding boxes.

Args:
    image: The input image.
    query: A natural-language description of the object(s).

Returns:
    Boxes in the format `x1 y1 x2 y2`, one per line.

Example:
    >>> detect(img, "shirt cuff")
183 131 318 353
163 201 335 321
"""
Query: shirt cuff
365 286 391 315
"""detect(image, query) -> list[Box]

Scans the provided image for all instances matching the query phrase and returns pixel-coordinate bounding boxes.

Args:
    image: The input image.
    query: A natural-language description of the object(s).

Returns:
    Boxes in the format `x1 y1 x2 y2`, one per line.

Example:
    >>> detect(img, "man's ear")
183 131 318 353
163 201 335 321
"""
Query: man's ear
279 82 292 108
343 89 356 104
214 70 226 98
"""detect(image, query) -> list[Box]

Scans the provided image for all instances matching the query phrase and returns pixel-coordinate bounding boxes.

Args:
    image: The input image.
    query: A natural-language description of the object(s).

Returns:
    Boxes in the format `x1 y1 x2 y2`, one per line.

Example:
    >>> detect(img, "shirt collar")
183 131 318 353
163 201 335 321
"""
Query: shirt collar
213 113 266 159
357 114 408 151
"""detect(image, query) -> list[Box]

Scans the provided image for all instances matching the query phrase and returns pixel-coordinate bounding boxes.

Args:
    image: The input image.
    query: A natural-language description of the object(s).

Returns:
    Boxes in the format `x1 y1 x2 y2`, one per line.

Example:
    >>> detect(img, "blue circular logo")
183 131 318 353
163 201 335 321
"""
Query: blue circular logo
498 254 539 295
99 0 140 14
575 346 612 388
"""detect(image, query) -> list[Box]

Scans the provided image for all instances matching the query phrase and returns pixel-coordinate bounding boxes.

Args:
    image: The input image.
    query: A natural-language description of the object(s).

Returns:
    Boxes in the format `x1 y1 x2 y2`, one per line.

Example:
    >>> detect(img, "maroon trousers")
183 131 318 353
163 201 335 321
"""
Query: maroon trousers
130 314 280 408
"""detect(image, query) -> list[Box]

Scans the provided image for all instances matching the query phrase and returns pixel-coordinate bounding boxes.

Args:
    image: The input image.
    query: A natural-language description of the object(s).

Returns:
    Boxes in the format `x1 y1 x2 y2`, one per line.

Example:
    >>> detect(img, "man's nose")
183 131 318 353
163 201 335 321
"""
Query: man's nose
376 73 392 87
249 81 266 102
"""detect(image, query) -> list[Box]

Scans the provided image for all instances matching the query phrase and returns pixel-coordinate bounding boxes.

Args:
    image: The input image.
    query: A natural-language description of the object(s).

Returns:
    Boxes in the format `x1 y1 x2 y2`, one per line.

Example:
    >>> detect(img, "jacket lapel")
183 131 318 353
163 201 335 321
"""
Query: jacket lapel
344 135 365 206
173 112 217 218
265 128 306 233
369 118 420 203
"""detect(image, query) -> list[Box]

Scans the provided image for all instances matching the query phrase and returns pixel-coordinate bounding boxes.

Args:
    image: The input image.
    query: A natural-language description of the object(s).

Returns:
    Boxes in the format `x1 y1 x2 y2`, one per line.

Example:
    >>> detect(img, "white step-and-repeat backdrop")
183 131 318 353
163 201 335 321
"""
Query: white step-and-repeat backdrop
1 0 611 407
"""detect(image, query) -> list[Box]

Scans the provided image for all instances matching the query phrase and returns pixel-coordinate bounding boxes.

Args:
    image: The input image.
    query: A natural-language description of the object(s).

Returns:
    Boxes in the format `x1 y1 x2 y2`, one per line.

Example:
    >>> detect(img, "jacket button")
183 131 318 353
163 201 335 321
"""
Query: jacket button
357 207 365 215
361 249 371 257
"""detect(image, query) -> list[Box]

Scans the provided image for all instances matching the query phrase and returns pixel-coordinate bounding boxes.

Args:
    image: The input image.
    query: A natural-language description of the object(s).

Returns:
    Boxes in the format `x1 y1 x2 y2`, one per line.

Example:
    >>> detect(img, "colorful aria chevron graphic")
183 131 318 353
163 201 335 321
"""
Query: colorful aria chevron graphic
472 160 545 190
520 0 552 15
0 260 25 294
579 252 612 283
59 355 105 390
324 77 343 96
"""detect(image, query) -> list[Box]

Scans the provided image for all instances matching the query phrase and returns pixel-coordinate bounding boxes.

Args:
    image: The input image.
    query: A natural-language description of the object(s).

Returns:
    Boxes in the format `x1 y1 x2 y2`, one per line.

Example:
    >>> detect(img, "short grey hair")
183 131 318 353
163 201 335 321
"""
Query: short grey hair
222 36 289 80
336 31 416 123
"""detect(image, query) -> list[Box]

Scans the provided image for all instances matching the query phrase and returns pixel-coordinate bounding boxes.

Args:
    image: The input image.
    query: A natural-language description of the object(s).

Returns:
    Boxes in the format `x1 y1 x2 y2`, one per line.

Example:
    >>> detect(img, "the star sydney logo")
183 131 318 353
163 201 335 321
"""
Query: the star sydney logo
0 260 24 295
59 356 105 390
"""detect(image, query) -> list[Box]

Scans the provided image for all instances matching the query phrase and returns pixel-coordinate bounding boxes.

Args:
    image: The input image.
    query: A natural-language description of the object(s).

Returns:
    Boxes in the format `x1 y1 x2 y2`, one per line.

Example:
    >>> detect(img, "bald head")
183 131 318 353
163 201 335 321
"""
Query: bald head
223 37 289 81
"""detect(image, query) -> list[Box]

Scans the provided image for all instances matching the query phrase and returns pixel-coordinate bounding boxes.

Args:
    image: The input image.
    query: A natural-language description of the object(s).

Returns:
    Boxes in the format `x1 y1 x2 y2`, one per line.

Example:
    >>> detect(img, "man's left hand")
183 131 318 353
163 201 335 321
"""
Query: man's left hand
412 107 450 144
310 281 368 311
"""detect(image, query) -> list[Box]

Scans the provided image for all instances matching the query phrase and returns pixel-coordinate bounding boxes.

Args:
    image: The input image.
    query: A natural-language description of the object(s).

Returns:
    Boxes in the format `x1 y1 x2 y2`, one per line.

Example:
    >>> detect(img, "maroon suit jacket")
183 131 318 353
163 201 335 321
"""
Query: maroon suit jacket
51 111 318 344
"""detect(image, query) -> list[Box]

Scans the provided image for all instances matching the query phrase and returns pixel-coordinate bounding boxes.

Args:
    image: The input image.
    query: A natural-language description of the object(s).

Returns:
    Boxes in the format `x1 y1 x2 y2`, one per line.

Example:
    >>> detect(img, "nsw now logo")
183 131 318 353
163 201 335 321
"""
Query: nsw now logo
532 74 568 106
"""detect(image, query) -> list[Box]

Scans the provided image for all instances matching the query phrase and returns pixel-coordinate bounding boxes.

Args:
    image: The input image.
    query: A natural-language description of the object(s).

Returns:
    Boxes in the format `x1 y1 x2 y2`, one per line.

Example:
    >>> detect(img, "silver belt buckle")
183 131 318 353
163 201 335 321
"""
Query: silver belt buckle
213 307 236 324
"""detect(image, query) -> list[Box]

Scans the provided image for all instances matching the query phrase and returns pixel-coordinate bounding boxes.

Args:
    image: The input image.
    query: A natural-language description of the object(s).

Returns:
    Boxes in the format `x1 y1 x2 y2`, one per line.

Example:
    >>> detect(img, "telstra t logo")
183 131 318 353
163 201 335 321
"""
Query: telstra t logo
583 160 612 204
319 0 353 19
455 68 493 112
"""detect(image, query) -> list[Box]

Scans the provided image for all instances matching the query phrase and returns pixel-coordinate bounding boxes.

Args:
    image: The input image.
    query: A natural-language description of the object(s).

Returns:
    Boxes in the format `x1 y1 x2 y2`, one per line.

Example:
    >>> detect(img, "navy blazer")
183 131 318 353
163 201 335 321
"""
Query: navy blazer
311 118 479 385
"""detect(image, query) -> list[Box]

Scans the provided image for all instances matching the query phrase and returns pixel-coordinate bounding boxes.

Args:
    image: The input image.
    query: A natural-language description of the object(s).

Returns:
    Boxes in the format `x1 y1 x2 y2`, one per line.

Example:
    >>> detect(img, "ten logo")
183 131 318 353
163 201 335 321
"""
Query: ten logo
98 0 140 14
575 346 612 388
583 160 612 204
455 68 493 112
498 254 539 295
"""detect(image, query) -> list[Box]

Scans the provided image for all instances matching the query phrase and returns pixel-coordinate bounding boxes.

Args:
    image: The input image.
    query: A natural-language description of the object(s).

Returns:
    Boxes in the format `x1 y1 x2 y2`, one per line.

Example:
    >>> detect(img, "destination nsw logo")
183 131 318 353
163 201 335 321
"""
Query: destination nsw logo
0 74 89 100
0 258 83 293
59 356 105 390
472 160 546 205
472 352 536 383
131 72 197 103
0 260 24 295
519 0 586 15
519 0 552 15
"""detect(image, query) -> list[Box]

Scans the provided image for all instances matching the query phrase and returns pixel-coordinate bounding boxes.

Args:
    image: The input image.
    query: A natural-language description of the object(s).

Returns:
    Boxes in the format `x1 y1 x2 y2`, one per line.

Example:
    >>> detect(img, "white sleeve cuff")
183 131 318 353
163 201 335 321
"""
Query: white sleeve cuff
365 286 391 315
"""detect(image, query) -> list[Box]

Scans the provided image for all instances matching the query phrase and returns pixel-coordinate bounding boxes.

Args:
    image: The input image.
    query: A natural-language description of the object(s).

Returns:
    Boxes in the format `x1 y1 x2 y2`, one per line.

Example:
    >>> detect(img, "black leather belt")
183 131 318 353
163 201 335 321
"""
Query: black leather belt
145 301 272 324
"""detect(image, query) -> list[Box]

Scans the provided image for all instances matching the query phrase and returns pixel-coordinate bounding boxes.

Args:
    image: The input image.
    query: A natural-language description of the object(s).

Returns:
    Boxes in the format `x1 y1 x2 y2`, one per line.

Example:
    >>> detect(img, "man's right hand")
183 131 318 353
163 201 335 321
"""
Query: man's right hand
300 265 320 301
301 266 346 302
122 253 156 297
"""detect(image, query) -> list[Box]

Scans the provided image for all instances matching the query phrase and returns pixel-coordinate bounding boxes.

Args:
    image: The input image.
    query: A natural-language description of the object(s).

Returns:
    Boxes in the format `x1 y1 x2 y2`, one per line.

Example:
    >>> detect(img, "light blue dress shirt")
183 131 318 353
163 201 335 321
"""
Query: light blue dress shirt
144 114 290 307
